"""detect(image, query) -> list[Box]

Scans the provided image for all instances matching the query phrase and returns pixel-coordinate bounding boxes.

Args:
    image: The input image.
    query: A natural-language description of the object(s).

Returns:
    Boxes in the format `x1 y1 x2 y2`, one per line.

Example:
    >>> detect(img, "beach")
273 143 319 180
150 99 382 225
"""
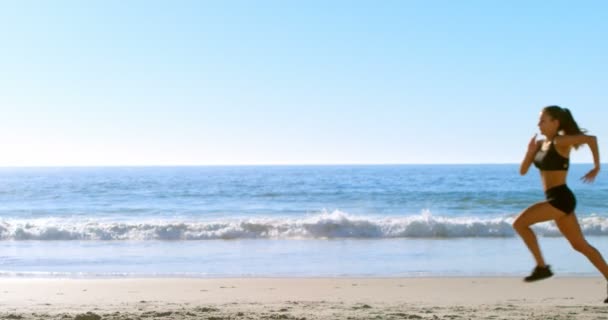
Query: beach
3 166 608 319
1 277 607 319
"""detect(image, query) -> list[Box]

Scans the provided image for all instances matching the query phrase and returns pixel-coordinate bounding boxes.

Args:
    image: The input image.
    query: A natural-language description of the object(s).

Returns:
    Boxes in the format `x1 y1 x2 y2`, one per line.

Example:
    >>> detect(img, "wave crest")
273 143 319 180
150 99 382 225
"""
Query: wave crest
2 211 608 240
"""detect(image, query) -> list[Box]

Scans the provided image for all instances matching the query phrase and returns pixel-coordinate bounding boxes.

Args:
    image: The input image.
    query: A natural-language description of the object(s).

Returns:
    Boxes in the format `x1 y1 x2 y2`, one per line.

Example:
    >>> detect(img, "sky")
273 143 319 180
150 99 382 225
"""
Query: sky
1 0 607 166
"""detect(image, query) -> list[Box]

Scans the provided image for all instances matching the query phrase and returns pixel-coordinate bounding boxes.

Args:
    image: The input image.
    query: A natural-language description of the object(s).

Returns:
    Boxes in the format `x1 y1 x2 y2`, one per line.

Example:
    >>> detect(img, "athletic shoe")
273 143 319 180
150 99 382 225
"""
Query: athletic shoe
524 265 553 282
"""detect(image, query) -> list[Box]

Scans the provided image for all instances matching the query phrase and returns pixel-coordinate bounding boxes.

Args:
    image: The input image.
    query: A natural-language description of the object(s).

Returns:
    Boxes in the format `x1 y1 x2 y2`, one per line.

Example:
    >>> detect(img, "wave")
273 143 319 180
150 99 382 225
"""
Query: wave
2 210 608 240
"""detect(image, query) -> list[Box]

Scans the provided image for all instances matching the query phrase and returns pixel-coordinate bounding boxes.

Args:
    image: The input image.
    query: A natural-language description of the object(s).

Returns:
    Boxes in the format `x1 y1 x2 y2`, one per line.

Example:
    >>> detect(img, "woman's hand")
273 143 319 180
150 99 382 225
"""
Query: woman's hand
581 167 600 183
520 134 540 176
527 134 538 154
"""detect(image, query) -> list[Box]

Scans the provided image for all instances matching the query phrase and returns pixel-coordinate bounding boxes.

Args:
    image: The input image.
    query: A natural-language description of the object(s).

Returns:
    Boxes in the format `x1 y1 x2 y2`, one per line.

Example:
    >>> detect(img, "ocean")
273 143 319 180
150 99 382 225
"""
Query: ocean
1 165 608 277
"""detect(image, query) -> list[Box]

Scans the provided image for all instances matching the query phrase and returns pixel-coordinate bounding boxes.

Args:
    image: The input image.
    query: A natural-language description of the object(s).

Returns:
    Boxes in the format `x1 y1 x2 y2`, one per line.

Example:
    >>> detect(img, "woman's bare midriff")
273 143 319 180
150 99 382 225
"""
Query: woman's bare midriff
539 170 568 191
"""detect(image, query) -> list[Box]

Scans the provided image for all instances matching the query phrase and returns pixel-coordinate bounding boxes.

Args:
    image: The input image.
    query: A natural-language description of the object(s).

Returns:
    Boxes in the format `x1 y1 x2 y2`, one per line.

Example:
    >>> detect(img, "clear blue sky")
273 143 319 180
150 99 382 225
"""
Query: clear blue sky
1 0 607 166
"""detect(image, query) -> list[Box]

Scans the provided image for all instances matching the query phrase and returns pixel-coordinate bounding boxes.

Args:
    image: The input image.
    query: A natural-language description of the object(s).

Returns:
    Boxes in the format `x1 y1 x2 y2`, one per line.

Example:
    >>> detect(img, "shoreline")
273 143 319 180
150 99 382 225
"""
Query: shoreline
1 277 607 319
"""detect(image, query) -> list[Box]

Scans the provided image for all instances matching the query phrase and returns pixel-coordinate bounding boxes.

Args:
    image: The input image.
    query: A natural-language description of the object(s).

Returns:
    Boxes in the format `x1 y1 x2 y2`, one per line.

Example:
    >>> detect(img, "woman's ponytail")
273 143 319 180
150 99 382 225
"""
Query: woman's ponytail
560 108 585 136
543 105 586 149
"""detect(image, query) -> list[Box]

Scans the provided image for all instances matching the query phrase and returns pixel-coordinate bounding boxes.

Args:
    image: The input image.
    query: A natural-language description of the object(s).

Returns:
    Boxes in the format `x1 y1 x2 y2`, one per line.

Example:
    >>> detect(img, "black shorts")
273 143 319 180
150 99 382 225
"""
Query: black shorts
545 184 576 214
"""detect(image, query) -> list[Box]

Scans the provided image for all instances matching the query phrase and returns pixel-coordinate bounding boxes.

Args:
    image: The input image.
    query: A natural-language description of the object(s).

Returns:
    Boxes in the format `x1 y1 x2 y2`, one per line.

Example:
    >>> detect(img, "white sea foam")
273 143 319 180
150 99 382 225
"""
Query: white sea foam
2 210 608 240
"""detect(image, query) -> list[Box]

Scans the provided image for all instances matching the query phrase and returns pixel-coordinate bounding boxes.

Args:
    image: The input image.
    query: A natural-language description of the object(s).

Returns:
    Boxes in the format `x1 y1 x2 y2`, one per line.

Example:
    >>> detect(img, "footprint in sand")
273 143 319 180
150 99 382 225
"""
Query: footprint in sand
352 304 372 310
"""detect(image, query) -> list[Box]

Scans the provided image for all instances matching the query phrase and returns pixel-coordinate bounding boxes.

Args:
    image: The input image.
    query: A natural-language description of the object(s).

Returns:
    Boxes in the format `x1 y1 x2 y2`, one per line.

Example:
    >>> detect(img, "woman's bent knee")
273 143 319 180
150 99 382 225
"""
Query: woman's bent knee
512 219 528 232
571 241 592 253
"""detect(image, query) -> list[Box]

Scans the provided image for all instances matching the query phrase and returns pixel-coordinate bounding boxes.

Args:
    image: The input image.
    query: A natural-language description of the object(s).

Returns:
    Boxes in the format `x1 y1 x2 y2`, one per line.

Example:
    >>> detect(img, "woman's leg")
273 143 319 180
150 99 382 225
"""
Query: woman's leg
513 202 564 267
556 213 608 279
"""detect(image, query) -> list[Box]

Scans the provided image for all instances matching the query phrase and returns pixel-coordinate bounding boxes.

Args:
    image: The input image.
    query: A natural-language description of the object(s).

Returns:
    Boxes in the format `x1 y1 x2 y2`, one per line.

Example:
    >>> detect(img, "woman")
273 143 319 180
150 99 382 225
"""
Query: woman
514 105 608 302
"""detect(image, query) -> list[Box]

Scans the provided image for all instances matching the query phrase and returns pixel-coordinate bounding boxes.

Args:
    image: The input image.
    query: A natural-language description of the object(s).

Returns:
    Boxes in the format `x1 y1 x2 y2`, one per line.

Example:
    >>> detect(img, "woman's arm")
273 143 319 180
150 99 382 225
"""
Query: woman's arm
556 134 600 182
520 134 541 175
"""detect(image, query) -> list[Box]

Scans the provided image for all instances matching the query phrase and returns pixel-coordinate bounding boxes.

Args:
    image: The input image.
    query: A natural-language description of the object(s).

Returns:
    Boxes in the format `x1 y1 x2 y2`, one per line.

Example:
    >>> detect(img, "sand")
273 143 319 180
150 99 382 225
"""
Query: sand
1 277 607 319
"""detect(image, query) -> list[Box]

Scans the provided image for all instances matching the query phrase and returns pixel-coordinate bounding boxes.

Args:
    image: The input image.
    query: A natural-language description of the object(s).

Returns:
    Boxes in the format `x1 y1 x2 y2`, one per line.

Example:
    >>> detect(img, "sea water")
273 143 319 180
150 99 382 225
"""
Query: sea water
1 165 607 277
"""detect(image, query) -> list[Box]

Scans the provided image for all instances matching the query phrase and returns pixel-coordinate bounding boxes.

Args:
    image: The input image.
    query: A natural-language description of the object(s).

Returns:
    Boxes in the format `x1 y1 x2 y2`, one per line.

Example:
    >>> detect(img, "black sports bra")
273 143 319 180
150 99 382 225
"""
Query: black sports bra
533 140 569 171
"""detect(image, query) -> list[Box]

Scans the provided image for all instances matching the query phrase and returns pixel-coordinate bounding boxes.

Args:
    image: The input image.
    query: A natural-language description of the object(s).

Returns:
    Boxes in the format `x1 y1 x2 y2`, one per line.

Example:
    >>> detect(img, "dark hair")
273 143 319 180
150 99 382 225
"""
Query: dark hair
543 105 586 148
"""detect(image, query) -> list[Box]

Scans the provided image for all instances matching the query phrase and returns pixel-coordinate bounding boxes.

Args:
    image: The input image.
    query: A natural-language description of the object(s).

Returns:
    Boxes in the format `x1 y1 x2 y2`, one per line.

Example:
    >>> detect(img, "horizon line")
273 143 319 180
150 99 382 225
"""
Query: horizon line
0 162 602 168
